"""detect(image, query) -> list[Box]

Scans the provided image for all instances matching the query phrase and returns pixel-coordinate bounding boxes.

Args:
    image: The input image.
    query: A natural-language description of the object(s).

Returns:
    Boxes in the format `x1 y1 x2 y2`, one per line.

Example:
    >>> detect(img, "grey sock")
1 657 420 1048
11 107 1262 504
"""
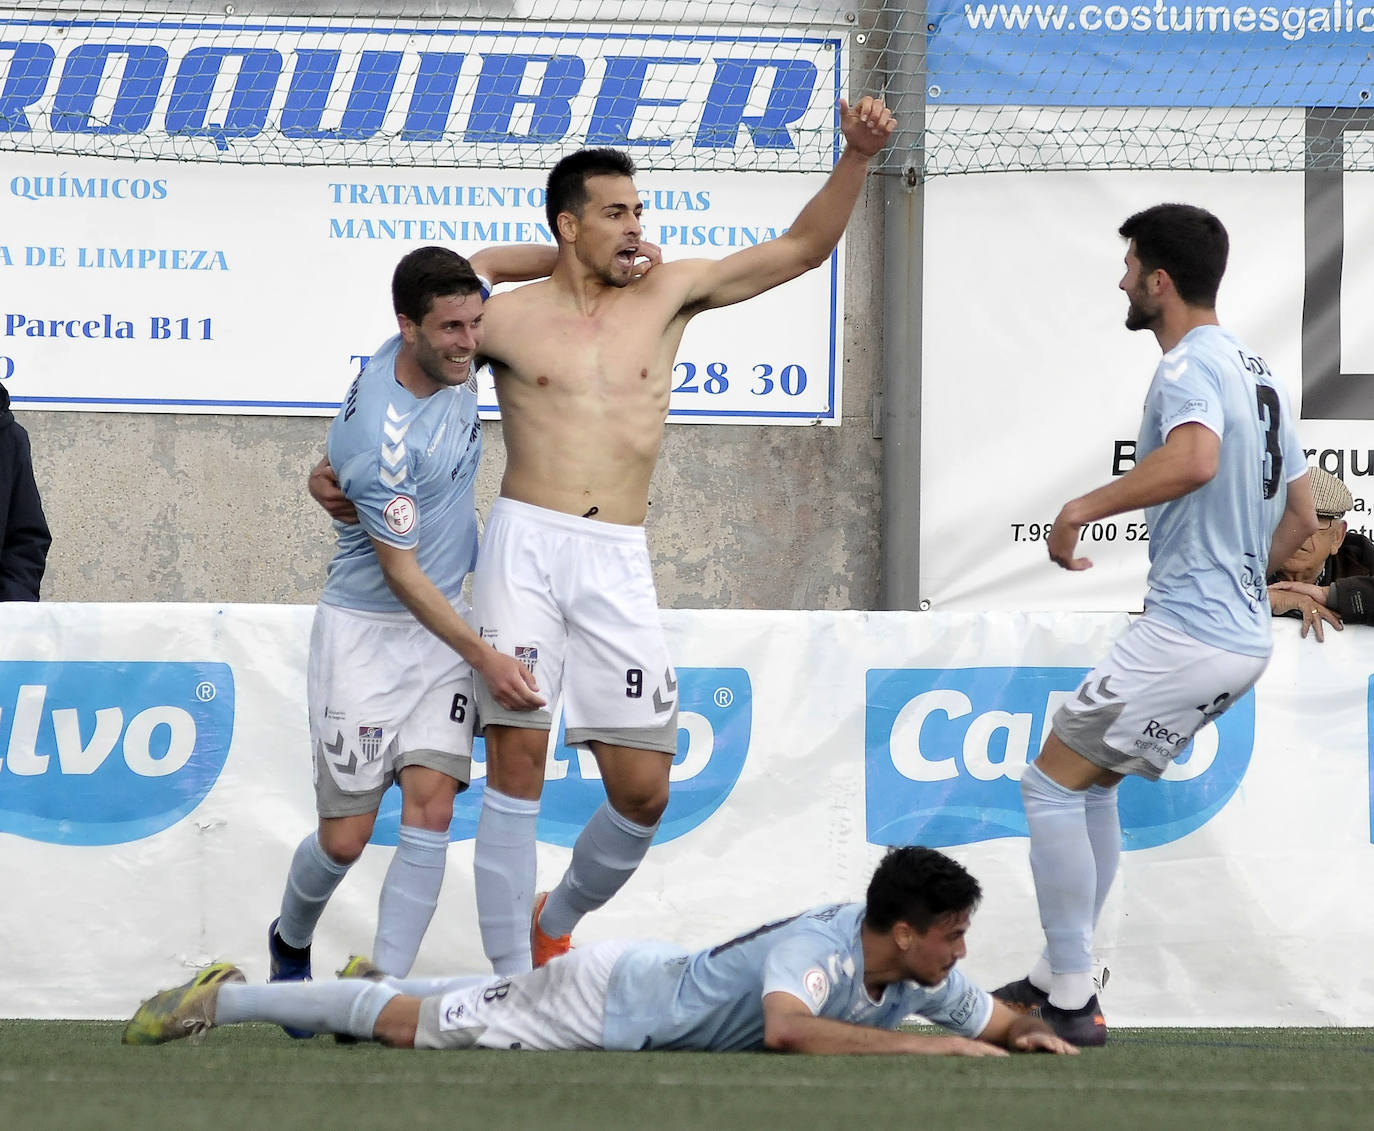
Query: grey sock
373 825 448 976
540 803 657 938
276 832 350 949
216 980 398 1039
474 788 540 974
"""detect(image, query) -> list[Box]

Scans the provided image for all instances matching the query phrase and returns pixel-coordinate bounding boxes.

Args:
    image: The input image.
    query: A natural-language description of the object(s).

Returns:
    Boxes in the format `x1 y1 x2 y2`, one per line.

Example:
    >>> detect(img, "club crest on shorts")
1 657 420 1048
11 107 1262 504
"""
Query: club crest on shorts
358 725 383 762
514 645 538 674
383 495 416 535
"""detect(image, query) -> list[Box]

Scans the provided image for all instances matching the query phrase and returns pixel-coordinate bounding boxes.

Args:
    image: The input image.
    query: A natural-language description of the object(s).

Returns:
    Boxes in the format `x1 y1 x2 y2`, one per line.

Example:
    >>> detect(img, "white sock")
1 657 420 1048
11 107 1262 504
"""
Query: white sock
373 825 449 977
539 804 658 938
1084 783 1122 924
1051 971 1098 1011
1021 763 1096 1009
277 832 351 949
1025 784 1118 997
216 980 398 1040
474 788 540 975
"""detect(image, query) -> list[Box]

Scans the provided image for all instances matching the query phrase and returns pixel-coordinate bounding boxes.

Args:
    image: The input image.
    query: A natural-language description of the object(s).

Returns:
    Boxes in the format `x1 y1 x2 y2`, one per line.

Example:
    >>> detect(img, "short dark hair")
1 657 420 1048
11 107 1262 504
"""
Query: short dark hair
865 846 982 932
1118 203 1228 307
391 246 482 325
545 148 637 239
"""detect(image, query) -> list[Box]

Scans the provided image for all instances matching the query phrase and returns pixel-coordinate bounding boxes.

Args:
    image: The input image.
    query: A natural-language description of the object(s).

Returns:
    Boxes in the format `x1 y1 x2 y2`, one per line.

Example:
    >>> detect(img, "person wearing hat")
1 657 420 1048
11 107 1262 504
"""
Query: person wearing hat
1268 466 1374 640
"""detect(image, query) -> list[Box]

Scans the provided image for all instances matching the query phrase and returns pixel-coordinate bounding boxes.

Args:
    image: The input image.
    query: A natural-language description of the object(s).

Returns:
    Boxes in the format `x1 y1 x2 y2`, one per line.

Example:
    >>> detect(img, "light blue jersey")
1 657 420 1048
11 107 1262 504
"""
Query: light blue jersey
1138 324 1305 658
600 902 992 1051
320 334 483 612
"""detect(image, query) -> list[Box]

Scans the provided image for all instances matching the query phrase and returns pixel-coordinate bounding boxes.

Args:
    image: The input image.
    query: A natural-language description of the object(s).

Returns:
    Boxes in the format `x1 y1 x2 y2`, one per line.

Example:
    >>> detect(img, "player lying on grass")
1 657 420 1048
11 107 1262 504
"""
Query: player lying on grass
124 847 1076 1057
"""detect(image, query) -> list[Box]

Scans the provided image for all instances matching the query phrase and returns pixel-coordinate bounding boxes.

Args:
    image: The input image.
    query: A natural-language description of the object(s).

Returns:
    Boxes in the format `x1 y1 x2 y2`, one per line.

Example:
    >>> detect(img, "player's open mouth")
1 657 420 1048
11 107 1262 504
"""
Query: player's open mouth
615 248 637 268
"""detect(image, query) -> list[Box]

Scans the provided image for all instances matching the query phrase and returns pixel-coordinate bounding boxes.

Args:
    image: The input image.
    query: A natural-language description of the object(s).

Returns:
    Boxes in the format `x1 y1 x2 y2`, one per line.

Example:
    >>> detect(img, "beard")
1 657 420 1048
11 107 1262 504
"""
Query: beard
591 261 632 289
416 342 470 386
1124 293 1157 332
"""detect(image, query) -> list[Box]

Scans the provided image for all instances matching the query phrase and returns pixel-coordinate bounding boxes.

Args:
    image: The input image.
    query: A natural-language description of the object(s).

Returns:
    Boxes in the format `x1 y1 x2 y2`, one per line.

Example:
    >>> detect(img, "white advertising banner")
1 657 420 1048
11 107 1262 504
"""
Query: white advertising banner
0 18 847 423
1 159 842 422
2 602 1371 1026
920 169 1374 610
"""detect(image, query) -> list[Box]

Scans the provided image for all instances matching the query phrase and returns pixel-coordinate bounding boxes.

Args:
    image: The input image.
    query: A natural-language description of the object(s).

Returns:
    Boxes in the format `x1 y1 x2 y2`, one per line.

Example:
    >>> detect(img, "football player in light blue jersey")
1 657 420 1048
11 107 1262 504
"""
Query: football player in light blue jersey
994 204 1318 1047
1134 322 1302 656
125 847 1077 1058
265 246 555 1031
318 327 485 613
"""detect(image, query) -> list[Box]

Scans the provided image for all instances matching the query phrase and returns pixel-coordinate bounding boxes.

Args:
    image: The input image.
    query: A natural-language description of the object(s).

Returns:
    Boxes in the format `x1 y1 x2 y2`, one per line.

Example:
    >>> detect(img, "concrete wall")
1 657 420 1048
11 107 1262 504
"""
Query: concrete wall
19 176 887 608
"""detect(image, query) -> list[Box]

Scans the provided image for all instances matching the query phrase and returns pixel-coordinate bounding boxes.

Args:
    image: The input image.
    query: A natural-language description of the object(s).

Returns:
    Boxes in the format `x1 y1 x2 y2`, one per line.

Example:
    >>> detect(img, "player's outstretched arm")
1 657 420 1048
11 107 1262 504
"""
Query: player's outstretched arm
371 539 546 711
761 992 1008 1057
976 999 1079 1055
469 244 559 286
675 96 896 314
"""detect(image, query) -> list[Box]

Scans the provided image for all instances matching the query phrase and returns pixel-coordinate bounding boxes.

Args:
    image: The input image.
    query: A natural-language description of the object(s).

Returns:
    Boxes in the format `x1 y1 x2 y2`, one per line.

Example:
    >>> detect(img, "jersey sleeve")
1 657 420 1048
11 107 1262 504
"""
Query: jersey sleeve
1150 349 1226 445
334 446 421 551
759 933 846 1015
905 969 994 1038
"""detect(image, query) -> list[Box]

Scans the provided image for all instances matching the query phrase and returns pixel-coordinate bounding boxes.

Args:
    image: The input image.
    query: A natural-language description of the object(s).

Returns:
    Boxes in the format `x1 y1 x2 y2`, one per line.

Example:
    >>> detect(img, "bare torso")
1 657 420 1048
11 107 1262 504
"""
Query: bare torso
481 264 703 526
477 114 894 527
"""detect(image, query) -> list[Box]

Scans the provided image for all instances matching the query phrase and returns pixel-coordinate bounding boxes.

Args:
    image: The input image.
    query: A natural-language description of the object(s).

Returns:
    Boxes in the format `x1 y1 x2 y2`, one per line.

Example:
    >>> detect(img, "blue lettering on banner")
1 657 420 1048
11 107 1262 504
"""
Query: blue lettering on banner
51 44 167 134
370 667 752 846
0 660 235 845
865 666 1254 849
928 1 1374 107
0 25 837 156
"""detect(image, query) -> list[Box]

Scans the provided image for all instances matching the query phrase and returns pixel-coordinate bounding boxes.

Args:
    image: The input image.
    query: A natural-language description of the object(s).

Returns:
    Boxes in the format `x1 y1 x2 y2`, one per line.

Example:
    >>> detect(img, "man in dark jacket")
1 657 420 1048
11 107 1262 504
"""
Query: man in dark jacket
1269 466 1374 640
0 383 51 601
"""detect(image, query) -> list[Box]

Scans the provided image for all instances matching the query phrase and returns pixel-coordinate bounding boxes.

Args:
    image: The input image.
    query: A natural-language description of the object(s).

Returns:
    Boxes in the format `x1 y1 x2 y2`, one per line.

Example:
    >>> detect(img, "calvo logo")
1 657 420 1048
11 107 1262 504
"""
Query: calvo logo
0 661 235 845
865 666 1254 849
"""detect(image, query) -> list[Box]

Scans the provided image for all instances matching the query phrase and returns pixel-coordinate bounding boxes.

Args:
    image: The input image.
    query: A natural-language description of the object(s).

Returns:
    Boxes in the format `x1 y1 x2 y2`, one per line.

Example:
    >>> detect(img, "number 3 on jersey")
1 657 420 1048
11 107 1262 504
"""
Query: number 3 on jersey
1255 384 1282 500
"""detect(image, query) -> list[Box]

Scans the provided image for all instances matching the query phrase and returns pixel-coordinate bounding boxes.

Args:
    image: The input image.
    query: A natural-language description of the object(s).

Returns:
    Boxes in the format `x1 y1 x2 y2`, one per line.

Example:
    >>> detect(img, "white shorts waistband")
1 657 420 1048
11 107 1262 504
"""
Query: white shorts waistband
488 497 648 547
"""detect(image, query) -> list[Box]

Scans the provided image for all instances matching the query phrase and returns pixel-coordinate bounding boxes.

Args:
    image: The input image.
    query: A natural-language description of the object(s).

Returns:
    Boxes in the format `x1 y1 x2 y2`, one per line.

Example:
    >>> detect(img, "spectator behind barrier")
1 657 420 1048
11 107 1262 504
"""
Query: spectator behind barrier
0 382 51 601
1268 466 1374 641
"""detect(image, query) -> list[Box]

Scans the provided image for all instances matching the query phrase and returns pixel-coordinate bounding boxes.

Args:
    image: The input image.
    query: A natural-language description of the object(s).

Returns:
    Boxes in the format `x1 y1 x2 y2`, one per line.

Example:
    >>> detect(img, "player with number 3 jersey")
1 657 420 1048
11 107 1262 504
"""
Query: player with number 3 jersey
992 204 1318 1047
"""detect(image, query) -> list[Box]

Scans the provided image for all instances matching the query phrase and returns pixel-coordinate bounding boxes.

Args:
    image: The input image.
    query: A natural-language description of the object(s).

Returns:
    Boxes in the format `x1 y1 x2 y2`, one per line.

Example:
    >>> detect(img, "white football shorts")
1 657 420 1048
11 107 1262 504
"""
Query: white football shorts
308 598 476 817
1051 616 1267 781
413 940 638 1051
472 498 679 754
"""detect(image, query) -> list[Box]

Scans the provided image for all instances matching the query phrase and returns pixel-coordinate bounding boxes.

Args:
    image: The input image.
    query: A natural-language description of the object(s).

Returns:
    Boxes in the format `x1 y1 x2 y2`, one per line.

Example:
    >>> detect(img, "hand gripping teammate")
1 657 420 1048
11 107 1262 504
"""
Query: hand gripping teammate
466 95 897 975
264 245 554 1035
993 204 1318 1045
125 846 1076 1058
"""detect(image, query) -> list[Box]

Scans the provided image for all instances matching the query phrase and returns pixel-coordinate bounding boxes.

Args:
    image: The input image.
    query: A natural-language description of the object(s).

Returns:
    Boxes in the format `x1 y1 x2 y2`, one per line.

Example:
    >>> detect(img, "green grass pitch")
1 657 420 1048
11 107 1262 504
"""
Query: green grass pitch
3 1023 1373 1130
